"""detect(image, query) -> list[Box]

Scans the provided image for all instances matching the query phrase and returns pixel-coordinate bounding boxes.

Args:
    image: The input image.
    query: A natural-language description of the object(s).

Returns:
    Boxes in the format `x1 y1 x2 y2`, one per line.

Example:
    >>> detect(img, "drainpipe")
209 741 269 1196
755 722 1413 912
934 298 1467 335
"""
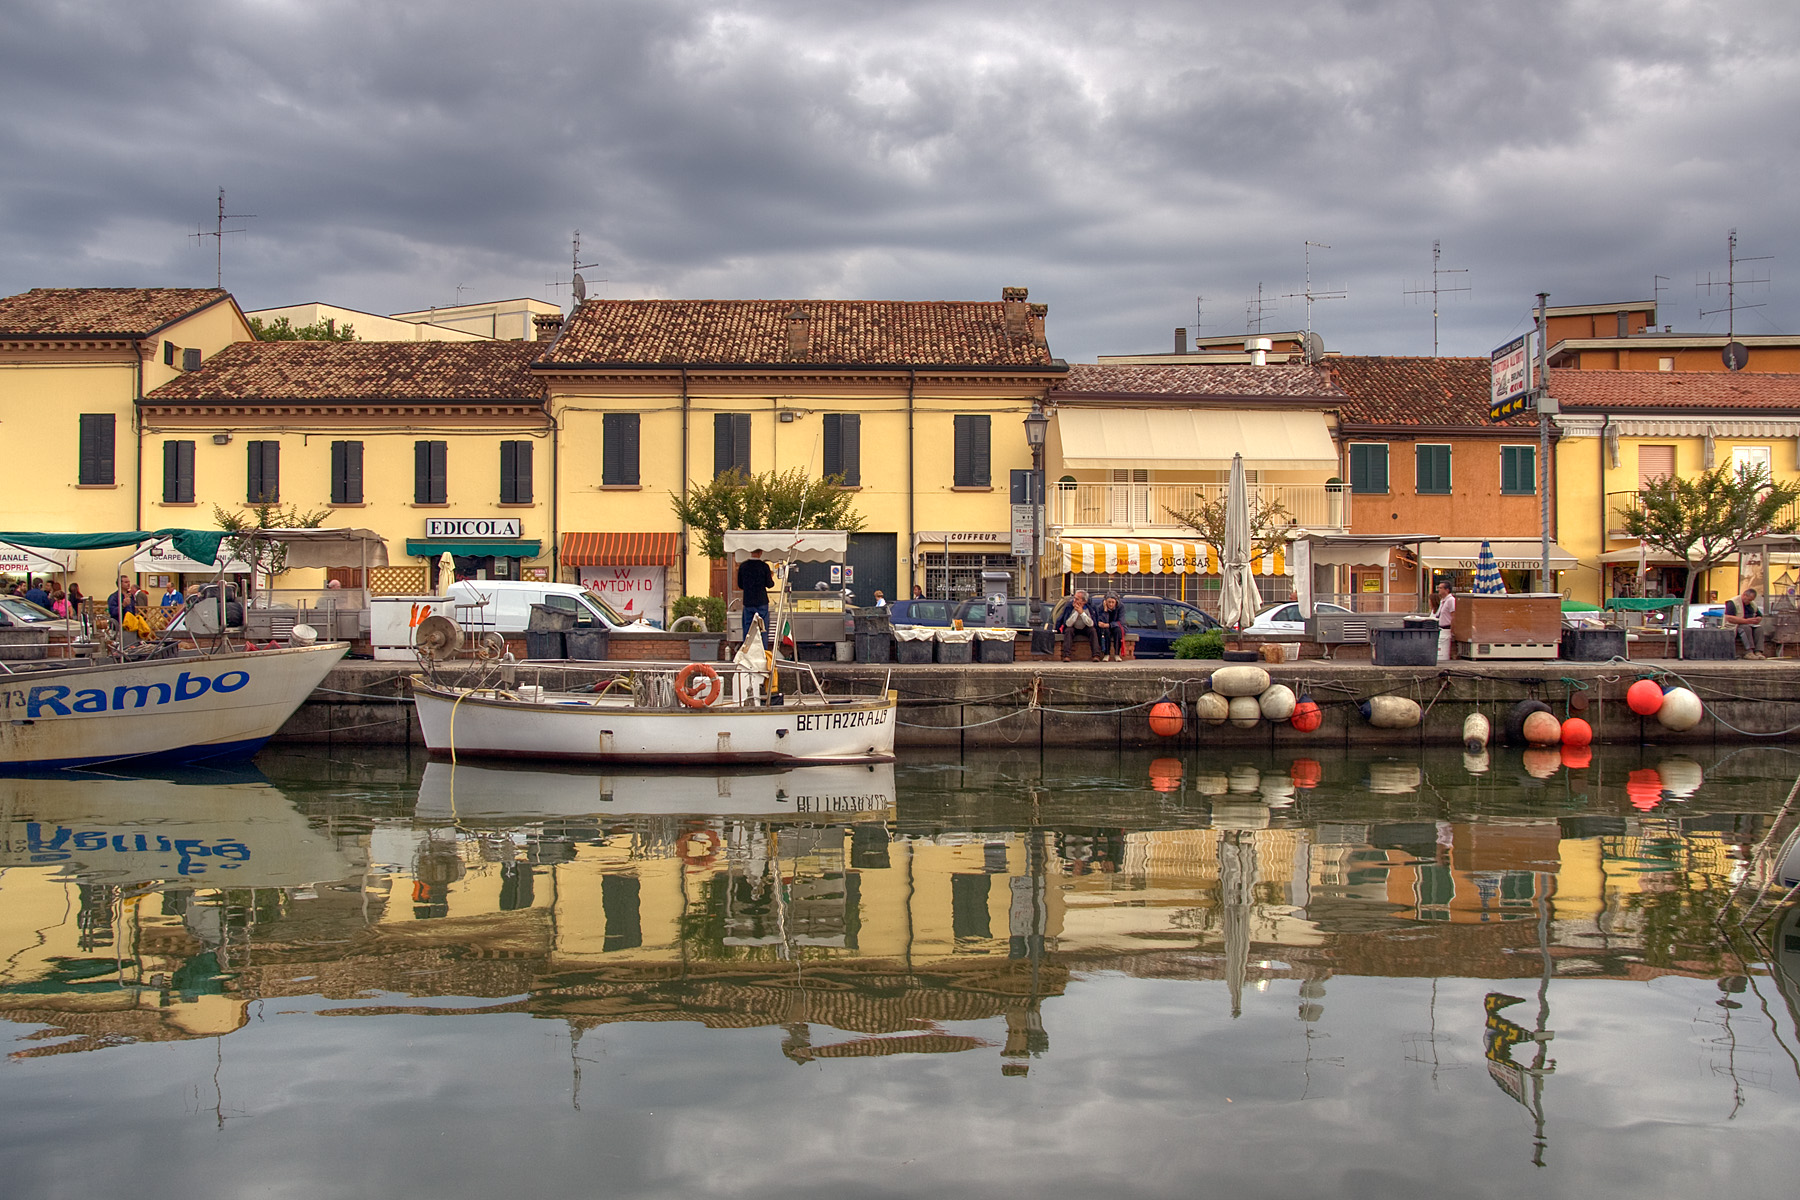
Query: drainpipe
680 367 690 600
549 404 560 583
907 368 916 595
1598 416 1609 602
133 344 145 533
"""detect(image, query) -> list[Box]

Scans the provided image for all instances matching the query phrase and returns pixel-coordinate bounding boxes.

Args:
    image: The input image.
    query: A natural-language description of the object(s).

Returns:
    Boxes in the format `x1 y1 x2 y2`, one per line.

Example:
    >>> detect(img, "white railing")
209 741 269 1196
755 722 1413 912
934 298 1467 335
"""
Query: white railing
1314 591 1425 615
1049 482 1344 531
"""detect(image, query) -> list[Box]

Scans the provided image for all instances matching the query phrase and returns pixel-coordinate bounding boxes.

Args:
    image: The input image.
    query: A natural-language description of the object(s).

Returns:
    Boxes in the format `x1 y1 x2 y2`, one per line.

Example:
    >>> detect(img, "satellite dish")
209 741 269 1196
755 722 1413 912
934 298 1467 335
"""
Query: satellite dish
1723 341 1749 371
572 272 587 303
1304 331 1326 363
414 614 464 660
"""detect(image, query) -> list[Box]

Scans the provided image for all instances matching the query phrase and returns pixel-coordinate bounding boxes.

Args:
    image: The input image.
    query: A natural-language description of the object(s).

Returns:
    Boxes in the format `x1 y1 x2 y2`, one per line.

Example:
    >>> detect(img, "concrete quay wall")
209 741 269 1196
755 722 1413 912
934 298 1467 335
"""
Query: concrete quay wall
273 658 1800 751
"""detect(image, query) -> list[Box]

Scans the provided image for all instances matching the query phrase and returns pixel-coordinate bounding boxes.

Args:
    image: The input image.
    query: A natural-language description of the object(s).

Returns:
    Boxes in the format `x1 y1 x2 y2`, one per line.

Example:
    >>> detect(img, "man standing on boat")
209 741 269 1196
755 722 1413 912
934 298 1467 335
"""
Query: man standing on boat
737 548 775 649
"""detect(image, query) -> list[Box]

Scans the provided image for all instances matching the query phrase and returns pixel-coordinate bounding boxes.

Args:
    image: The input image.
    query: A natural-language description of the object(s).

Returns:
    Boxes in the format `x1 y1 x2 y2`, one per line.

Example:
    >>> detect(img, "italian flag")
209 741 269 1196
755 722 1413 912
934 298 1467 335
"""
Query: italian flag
780 615 795 653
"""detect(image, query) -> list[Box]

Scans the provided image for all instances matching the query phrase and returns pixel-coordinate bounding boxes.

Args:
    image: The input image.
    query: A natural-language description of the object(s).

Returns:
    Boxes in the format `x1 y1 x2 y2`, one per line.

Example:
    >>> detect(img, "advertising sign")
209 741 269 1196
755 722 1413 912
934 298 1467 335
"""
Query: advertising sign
425 517 522 539
1489 331 1536 420
1011 504 1037 557
0 544 76 575
579 565 666 625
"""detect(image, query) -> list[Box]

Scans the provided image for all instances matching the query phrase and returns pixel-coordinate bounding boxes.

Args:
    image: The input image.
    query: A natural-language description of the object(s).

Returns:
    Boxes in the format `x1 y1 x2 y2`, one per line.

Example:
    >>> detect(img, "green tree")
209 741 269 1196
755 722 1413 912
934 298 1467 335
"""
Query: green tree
214 502 334 587
1616 463 1800 609
1164 492 1294 558
670 468 865 560
249 316 357 341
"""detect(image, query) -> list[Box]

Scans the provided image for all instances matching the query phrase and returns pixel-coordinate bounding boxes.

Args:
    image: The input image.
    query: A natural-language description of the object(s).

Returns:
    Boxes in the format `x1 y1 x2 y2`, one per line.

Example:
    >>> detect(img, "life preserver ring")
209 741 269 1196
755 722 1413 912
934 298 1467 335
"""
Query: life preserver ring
674 663 724 708
676 829 722 866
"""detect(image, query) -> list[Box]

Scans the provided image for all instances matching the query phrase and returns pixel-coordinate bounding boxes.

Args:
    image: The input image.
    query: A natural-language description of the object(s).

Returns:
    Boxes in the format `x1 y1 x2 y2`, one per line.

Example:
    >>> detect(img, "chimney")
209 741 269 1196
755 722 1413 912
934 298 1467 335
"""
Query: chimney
1616 310 1629 337
1174 327 1188 354
533 312 563 341
1029 303 1048 349
786 305 812 358
1002 287 1029 336
1245 337 1272 367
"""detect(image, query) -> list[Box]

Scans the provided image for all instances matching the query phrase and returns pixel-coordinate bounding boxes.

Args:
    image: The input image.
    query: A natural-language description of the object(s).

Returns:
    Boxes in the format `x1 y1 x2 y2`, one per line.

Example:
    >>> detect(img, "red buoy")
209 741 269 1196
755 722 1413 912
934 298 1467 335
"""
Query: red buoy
1627 679 1665 716
1561 717 1593 747
1149 700 1185 738
1290 696 1323 733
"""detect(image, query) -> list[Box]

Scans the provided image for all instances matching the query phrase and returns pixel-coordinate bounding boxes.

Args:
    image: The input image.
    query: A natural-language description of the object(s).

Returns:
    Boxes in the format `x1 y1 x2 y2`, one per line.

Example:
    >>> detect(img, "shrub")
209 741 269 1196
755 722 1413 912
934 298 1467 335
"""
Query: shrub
672 594 726 632
1174 629 1225 659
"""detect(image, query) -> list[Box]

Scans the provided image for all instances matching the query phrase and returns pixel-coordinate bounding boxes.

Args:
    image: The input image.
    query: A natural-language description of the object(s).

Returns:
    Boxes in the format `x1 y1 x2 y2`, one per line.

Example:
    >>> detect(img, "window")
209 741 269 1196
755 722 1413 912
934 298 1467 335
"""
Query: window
1638 444 1675 488
1501 445 1535 495
331 441 363 504
823 413 861 485
500 440 532 504
602 413 640 485
1349 443 1388 494
954 414 991 487
1415 444 1451 494
246 440 280 503
1123 601 1160 629
162 440 195 503
1733 445 1772 484
414 440 447 504
163 341 175 367
713 413 750 477
78 414 115 485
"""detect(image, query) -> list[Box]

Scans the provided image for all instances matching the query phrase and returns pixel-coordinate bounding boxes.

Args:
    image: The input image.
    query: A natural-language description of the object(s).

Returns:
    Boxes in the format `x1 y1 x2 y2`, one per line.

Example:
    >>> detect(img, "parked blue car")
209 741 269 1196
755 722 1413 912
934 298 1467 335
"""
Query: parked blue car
1050 594 1219 658
884 598 956 627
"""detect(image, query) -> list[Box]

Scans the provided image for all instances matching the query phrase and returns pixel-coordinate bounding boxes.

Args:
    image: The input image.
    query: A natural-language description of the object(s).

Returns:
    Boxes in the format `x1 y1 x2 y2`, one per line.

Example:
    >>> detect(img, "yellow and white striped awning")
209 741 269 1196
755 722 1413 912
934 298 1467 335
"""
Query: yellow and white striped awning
1056 538 1288 577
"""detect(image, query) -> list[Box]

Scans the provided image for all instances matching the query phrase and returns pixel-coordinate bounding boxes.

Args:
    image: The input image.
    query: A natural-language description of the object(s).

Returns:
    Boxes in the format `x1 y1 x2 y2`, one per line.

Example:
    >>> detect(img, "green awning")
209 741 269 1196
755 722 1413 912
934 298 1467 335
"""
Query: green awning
407 539 543 559
0 529 226 565
1605 596 1681 611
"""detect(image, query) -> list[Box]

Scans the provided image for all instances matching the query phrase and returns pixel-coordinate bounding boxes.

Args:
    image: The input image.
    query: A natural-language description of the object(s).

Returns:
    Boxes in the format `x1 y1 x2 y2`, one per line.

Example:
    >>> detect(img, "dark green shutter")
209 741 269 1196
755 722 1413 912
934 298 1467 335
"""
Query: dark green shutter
501 440 532 503
79 414 115 485
823 414 861 485
415 440 446 504
162 440 193 503
1351 444 1388 494
603 413 640 485
1416 445 1451 494
247 441 279 503
713 413 749 477
954 415 991 486
331 440 363 504
1502 446 1534 494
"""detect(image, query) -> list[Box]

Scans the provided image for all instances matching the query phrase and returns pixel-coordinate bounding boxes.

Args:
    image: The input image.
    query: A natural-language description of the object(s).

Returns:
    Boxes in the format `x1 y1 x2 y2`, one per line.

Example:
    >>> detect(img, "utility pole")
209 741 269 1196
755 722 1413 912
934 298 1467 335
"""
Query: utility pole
1536 293 1552 592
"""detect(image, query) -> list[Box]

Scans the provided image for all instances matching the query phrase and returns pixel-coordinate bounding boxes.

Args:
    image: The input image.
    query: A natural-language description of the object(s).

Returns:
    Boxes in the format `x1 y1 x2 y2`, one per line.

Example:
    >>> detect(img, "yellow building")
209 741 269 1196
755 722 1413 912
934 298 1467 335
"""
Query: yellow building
1549 369 1800 605
536 291 1066 606
0 288 254 588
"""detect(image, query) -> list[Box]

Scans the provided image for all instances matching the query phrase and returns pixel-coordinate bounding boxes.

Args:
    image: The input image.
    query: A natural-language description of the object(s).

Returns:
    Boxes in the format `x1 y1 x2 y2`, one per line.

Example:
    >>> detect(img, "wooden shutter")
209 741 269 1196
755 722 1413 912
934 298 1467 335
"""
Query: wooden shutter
415 440 446 504
501 441 532 503
955 415 990 486
714 413 745 478
604 413 640 485
1416 445 1450 494
823 414 860 485
1350 443 1387 494
1502 446 1534 494
247 441 279 503
79 414 115 485
1638 445 1674 488
331 441 363 504
162 439 194 503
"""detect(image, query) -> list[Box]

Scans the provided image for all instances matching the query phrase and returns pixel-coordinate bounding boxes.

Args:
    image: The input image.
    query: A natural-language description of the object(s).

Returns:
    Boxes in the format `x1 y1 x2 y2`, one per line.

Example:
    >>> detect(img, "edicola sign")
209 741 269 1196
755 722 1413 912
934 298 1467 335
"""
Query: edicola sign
1489 331 1536 420
425 518 522 539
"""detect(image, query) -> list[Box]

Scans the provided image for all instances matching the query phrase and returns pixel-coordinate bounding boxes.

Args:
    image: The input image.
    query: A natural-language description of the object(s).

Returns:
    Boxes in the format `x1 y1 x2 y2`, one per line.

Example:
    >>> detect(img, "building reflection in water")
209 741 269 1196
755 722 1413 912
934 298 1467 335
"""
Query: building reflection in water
0 747 1794 1138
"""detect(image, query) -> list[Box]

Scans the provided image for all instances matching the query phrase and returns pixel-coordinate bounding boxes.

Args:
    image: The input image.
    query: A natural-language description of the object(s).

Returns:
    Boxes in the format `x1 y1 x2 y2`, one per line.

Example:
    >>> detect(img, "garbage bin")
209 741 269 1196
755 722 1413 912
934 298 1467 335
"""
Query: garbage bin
1372 621 1438 667
528 604 576 633
935 630 975 664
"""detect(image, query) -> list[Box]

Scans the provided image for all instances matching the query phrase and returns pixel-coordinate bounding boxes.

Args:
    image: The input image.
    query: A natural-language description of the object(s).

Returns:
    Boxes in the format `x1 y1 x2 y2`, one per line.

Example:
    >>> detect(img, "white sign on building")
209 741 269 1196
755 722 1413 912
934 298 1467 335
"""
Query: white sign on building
580 565 667 625
1489 331 1536 420
425 517 522 539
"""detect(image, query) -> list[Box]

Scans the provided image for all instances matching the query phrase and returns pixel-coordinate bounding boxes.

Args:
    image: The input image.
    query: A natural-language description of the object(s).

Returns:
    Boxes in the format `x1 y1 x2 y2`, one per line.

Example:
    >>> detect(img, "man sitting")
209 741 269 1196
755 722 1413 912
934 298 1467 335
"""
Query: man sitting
1724 586 1766 659
1058 590 1101 662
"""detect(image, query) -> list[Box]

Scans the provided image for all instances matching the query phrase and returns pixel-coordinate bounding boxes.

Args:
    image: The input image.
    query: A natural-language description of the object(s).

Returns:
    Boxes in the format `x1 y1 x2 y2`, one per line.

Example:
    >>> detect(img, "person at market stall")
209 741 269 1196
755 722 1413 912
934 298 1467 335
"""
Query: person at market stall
22 579 50 610
736 548 775 649
1724 586 1766 659
1434 580 1456 662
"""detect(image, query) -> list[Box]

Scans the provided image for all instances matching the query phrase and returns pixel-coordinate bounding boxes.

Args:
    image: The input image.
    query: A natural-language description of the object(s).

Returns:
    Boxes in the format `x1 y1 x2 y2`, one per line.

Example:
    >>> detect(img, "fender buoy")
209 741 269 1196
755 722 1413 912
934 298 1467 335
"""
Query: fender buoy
1626 678 1665 716
674 662 724 708
1522 710 1562 747
1289 695 1323 733
676 829 722 866
1149 699 1185 738
1361 695 1422 729
1258 684 1296 722
1228 696 1261 728
1211 665 1271 698
1463 713 1491 752
1657 686 1703 731
1504 699 1553 746
1194 692 1230 726
1561 717 1593 747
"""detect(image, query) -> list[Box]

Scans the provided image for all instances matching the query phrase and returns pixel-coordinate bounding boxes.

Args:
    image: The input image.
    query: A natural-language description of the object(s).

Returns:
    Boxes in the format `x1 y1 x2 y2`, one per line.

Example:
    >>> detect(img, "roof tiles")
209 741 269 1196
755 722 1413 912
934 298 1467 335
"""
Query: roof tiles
1323 356 1532 428
0 288 229 337
1549 369 1800 411
144 341 543 404
1056 363 1343 398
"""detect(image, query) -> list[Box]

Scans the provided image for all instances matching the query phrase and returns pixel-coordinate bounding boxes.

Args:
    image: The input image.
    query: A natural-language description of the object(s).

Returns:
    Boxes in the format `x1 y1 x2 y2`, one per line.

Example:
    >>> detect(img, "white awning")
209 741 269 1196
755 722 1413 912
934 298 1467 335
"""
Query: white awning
262 527 391 569
1597 546 1690 565
1053 408 1339 470
1289 534 1440 568
723 530 848 563
132 541 253 574
0 542 77 574
1420 538 1577 571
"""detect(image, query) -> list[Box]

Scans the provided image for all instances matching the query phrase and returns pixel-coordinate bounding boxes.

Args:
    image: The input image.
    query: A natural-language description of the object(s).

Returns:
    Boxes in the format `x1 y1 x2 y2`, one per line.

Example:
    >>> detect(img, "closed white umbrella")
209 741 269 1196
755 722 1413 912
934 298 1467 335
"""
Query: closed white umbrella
1218 453 1262 631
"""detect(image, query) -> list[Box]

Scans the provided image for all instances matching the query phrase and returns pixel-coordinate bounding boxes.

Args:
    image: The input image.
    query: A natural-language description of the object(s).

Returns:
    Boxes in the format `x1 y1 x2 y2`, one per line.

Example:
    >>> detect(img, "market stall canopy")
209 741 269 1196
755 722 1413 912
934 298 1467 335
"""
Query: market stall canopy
0 529 227 567
261 527 391 569
1053 409 1338 470
1288 533 1440 568
723 530 848 563
1596 546 1689 565
1420 538 1575 571
562 531 680 566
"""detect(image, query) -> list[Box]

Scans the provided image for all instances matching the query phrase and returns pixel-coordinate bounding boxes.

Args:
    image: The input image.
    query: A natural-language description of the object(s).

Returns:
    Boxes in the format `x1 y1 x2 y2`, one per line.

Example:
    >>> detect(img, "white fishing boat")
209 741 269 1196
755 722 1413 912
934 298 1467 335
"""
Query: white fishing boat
415 759 897 820
410 615 896 766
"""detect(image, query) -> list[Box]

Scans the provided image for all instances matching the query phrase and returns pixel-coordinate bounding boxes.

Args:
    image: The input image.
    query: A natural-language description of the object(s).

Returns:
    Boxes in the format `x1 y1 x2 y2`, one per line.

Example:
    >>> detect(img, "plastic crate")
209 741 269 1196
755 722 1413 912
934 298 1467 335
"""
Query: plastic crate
1560 627 1626 662
895 638 933 664
565 629 609 660
524 631 566 660
936 639 974 664
1371 626 1437 667
976 636 1016 663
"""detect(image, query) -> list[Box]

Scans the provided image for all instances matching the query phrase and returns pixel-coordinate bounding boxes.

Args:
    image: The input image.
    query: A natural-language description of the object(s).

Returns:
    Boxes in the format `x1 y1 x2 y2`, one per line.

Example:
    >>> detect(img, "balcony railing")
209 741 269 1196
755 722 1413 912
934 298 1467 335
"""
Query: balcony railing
1048 482 1343 532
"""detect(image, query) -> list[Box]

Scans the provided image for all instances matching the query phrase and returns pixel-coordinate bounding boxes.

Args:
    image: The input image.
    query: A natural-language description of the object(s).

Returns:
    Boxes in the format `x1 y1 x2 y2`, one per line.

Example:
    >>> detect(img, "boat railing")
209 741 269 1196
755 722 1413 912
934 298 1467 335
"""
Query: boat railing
420 653 892 707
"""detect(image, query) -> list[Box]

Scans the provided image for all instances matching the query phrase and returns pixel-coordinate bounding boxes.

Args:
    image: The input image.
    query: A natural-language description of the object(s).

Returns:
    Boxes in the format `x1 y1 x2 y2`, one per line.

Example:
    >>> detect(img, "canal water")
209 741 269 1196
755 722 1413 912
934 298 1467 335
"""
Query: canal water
2 744 1798 1199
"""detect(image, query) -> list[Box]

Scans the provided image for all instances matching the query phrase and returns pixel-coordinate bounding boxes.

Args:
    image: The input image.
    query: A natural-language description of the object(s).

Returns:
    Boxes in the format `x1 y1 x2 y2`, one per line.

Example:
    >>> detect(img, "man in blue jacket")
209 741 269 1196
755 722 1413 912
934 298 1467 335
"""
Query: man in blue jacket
1057 589 1102 662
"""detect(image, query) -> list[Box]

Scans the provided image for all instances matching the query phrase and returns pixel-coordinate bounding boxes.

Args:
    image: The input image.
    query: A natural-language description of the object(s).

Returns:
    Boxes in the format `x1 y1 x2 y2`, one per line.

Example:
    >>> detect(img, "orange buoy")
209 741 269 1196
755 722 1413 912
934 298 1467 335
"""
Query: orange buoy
1560 744 1593 770
1149 700 1185 738
1626 678 1665 716
1289 696 1323 733
1149 757 1184 792
1626 768 1664 811
1561 717 1593 747
1521 709 1562 746
674 662 724 708
1290 758 1323 789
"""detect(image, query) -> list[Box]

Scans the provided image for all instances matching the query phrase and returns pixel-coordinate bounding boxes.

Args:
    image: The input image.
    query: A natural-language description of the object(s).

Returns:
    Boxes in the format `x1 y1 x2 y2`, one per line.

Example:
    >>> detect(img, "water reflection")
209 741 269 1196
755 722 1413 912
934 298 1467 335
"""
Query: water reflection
0 746 1796 1194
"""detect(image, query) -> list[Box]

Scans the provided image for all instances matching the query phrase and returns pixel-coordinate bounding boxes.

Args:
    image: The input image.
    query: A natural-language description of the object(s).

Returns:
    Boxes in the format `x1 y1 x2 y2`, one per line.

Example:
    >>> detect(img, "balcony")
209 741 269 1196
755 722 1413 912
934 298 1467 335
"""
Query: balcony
1048 481 1344 532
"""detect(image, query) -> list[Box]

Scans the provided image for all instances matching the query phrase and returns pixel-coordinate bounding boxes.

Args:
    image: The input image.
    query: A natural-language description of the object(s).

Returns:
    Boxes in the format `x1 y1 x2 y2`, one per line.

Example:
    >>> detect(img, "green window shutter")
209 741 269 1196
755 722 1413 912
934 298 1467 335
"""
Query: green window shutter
954 415 991 486
1350 444 1387 494
714 413 750 477
500 441 532 504
247 441 279 503
331 441 363 504
823 414 860 485
415 440 446 504
1502 446 1535 494
603 413 641 486
79 414 115 485
1416 445 1451 494
162 439 194 503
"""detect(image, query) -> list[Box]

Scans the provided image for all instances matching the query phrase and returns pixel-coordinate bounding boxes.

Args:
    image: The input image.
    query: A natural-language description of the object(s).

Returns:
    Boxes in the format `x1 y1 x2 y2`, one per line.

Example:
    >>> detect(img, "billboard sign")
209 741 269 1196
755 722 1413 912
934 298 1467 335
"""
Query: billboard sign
1489 331 1536 421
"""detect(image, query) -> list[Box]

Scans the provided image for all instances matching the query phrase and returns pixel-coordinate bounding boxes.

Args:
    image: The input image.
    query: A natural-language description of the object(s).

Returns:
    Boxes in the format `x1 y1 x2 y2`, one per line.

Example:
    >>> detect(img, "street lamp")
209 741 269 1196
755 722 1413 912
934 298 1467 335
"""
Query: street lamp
1024 404 1049 602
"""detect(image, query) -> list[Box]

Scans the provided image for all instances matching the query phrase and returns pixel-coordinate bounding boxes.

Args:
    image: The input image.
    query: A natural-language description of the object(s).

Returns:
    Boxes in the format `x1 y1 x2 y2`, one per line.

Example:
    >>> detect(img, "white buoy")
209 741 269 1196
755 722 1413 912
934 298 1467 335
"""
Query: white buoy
1212 665 1272 698
1258 684 1297 722
1228 696 1262 728
1656 686 1704 731
1362 695 1422 728
1194 692 1230 726
1259 777 1297 805
1462 712 1490 752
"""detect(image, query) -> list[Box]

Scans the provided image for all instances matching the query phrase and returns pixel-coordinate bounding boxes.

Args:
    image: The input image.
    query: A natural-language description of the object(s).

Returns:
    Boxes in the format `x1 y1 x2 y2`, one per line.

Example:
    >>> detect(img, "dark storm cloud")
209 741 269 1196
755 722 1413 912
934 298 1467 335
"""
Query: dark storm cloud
2 0 1797 359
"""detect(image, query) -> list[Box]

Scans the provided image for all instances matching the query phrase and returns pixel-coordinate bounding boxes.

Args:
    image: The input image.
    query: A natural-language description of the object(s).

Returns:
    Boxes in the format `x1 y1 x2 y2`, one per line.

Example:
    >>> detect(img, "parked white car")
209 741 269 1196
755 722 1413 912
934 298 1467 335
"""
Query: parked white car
447 580 659 636
1241 601 1354 635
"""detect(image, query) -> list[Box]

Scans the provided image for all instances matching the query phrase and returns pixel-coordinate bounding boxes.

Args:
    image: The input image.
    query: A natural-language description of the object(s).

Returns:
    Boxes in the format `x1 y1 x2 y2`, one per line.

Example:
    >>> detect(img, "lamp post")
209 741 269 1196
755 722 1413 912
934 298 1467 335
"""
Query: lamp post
1024 403 1049 602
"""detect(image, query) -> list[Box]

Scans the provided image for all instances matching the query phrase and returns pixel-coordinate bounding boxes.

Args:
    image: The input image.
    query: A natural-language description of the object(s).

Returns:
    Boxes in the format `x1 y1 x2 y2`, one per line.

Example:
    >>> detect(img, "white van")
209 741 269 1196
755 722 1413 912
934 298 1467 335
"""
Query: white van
447 580 657 635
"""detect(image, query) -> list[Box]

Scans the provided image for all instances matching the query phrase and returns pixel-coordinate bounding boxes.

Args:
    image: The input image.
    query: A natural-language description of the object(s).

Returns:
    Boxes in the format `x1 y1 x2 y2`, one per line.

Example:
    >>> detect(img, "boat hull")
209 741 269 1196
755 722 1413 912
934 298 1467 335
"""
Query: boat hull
0 643 348 772
412 679 897 765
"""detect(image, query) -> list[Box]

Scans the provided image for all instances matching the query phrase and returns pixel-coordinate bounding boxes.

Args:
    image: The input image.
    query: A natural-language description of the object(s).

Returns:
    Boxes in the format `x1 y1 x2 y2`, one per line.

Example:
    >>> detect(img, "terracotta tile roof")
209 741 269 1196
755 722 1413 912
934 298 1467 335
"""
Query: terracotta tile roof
538 298 1059 368
0 287 229 337
144 341 544 404
1548 369 1800 412
1325 356 1534 428
1056 363 1343 398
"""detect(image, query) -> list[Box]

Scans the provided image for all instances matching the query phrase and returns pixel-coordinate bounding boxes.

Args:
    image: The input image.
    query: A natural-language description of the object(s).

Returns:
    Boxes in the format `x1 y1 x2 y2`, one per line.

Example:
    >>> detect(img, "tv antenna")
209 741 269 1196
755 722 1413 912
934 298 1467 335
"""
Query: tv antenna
1194 294 1210 335
191 188 253 288
1243 282 1273 334
1699 229 1771 340
454 284 470 305
1403 240 1470 356
1653 275 1669 325
1280 241 1347 347
547 229 602 305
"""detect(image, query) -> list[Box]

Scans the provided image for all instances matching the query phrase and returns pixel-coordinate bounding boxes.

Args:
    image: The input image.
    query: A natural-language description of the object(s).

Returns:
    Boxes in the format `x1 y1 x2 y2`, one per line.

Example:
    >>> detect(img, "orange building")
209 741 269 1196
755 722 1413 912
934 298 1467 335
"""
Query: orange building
1544 299 1800 373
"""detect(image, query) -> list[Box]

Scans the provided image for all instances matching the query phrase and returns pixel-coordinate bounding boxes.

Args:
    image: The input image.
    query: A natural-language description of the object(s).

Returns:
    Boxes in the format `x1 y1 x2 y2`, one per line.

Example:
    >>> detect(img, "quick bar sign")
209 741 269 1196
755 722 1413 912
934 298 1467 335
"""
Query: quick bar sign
424 518 522 539
1489 331 1536 421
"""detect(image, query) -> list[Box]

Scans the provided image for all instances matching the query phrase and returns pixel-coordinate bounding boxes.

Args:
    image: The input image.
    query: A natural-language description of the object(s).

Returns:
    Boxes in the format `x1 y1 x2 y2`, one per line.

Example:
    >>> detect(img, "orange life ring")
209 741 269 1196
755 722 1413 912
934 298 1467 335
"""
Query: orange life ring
676 829 722 866
674 662 724 708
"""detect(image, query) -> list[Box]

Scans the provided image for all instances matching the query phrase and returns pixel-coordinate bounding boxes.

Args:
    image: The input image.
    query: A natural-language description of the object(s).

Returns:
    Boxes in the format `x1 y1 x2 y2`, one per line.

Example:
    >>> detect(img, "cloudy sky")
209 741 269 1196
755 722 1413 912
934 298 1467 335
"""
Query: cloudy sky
3 0 1796 362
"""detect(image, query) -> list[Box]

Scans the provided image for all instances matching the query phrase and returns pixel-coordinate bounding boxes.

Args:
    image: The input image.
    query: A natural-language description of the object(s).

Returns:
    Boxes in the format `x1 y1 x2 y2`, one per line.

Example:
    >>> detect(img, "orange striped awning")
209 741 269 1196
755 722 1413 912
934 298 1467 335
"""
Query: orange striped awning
562 531 681 567
1056 538 1288 577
